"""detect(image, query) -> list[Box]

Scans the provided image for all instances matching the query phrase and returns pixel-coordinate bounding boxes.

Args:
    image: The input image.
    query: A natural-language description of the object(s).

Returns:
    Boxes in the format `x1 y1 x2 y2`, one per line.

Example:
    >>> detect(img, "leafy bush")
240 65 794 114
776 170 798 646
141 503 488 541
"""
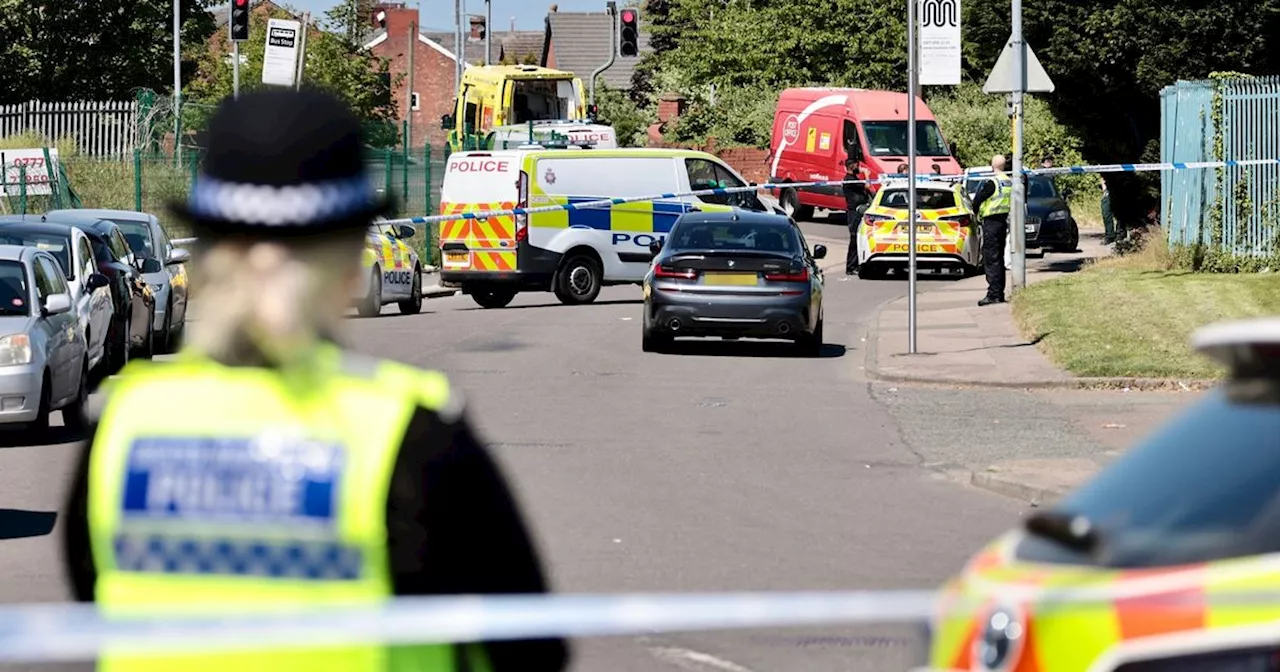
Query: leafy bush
593 82 655 147
665 84 778 148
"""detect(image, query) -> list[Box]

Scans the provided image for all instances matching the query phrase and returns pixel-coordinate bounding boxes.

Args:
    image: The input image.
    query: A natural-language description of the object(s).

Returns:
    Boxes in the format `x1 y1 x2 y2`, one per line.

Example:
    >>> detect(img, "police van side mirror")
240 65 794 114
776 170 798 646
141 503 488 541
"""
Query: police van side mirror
649 240 663 255
949 141 958 158
396 224 416 239
441 114 455 130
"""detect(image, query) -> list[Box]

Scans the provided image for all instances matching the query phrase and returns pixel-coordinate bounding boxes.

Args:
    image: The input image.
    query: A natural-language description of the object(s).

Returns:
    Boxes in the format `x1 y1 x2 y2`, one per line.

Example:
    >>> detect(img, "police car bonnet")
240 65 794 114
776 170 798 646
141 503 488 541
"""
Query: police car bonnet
170 88 391 236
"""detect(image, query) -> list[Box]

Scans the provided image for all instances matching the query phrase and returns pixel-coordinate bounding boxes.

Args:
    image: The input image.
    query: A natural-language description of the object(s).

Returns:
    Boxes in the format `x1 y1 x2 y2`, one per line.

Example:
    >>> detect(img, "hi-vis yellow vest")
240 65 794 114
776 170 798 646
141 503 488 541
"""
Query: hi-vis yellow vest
979 170 1013 218
87 347 491 672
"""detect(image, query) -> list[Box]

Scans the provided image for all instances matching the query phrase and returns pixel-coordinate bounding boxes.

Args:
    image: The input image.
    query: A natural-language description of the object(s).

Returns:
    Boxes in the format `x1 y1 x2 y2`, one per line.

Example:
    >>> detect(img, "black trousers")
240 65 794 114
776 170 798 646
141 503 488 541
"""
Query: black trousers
981 216 1009 299
845 204 866 272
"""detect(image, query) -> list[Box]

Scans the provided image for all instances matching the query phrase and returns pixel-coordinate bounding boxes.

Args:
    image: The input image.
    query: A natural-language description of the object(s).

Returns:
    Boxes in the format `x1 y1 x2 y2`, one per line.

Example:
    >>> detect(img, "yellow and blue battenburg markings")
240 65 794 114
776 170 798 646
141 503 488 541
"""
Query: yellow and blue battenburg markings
540 196 700 239
116 436 361 581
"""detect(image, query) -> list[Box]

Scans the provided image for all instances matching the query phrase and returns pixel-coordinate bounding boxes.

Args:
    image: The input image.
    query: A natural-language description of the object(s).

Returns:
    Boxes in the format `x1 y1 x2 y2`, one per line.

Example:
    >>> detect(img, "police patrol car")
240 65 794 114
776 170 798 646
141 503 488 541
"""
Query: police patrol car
437 147 769 308
353 218 423 317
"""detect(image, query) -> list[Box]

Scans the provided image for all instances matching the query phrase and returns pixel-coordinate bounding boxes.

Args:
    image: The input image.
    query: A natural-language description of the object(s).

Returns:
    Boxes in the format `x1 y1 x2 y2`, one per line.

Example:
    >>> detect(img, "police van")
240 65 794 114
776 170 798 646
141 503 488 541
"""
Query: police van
353 218 423 317
437 148 769 308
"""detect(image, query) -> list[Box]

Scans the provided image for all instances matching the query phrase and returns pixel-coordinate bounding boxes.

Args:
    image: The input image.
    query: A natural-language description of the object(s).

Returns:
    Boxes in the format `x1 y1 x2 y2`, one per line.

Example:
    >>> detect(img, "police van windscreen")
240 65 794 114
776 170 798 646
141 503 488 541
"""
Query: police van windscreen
441 154 520 205
862 121 950 157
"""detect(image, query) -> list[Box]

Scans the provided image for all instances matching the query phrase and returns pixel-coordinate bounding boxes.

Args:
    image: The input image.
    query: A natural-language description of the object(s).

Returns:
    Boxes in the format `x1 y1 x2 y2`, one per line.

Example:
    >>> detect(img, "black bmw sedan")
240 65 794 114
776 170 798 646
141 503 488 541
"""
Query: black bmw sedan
642 210 826 356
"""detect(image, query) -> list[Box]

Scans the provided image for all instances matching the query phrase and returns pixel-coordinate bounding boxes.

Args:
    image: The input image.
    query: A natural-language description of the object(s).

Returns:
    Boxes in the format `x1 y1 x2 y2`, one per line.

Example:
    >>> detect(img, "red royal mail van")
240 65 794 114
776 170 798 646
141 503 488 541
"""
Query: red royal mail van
768 88 962 221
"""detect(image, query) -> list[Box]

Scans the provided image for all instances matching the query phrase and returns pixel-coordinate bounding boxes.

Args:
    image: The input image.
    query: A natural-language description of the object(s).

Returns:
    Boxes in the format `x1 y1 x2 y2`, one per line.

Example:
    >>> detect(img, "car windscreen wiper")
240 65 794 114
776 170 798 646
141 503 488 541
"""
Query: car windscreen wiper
1024 510 1101 554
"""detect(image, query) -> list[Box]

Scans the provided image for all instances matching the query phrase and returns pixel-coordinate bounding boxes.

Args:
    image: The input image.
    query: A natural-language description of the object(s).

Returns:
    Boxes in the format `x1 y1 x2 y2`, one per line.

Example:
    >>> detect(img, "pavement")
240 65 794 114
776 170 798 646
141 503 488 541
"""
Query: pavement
860 229 1209 506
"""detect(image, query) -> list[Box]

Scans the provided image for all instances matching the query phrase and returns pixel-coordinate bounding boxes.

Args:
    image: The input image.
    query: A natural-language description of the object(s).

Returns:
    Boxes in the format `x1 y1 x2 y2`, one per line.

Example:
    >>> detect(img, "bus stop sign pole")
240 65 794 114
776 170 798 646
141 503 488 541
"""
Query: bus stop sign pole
907 0 919 354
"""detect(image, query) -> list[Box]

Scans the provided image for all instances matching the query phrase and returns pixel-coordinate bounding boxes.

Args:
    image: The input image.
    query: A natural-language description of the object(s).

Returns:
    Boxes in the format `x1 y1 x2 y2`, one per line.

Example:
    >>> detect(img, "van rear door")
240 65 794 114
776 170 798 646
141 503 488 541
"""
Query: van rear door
439 152 522 273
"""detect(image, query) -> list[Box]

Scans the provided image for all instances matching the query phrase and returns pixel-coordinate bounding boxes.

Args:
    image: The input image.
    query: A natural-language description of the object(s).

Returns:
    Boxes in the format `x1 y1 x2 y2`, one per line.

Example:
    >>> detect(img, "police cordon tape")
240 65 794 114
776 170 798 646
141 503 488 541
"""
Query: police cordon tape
377 156 1280 229
6 586 1280 661
0 591 936 661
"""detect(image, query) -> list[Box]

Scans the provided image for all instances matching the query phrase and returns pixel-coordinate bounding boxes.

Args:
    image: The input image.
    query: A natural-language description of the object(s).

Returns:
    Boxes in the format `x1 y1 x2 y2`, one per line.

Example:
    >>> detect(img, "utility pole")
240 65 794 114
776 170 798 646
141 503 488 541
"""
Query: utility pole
296 12 310 90
485 0 492 65
407 20 415 148
1009 0 1027 289
173 0 182 164
906 0 919 353
454 0 462 90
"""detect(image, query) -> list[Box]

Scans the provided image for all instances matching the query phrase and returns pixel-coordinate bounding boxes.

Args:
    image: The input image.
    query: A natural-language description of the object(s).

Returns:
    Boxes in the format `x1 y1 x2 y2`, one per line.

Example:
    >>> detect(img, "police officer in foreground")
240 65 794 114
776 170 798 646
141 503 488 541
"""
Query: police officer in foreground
61 88 569 671
968 154 1013 306
842 157 870 275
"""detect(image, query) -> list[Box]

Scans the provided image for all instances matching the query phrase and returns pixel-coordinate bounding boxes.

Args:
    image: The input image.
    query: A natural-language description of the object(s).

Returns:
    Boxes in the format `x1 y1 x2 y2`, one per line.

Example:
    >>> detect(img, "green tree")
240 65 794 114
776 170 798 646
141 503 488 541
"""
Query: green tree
186 2 401 146
593 82 654 147
0 0 217 104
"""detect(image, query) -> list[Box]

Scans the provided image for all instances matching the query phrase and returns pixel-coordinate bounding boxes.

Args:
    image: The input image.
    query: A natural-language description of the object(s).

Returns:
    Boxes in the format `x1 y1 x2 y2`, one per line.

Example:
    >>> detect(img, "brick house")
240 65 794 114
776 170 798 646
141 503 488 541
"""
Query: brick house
363 3 544 149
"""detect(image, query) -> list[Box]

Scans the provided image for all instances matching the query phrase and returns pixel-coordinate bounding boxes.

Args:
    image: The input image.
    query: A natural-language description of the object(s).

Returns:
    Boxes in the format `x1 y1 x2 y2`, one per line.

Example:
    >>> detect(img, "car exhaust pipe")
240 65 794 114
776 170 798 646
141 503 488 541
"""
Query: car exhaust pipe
668 318 681 331
777 322 791 335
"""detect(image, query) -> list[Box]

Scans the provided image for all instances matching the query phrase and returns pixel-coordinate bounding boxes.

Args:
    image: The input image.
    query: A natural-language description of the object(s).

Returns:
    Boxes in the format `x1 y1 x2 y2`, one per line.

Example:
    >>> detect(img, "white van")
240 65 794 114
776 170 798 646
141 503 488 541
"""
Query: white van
437 148 769 308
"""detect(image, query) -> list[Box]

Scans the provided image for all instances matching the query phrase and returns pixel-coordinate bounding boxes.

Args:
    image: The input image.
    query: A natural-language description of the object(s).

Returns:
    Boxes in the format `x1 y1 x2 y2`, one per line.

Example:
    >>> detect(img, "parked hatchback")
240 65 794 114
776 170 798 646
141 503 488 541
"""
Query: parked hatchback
0 217 117 376
48 209 190 353
0 245 89 431
39 212 158 361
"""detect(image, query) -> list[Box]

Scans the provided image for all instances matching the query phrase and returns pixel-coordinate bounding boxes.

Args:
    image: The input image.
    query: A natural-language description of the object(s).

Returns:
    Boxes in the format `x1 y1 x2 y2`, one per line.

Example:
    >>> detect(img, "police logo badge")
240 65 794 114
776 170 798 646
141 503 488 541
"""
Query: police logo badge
544 168 556 185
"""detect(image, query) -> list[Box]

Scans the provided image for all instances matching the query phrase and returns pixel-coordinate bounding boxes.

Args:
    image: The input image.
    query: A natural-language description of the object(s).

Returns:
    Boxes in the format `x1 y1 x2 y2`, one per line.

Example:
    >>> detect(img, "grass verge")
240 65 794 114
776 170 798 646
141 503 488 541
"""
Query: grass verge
1013 239 1280 379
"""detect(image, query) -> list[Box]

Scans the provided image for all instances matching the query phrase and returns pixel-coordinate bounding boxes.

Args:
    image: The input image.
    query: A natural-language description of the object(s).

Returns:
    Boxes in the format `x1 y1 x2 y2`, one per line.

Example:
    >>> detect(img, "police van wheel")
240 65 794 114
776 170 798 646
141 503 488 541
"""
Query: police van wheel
398 266 423 315
472 287 517 309
780 189 814 222
358 269 381 317
556 254 602 305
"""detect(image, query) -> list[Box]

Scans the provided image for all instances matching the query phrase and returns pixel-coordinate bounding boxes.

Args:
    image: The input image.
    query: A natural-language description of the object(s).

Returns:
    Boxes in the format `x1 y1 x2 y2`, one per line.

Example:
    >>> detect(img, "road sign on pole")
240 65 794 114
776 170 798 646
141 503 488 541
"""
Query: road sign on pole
982 37 1055 93
918 0 961 85
262 19 302 87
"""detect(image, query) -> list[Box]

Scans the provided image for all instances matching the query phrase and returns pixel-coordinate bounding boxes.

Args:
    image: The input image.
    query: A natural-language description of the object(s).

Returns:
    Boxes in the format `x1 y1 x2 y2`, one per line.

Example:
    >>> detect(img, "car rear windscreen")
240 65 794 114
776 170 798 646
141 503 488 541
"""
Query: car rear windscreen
0 234 72 279
668 221 798 253
0 261 30 316
878 188 956 210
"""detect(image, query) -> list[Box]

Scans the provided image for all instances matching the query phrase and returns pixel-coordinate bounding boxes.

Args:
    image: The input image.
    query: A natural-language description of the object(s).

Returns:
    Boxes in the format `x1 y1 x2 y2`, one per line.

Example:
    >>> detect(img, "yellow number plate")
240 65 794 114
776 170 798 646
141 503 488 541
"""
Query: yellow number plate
888 243 942 253
445 251 468 262
703 272 758 286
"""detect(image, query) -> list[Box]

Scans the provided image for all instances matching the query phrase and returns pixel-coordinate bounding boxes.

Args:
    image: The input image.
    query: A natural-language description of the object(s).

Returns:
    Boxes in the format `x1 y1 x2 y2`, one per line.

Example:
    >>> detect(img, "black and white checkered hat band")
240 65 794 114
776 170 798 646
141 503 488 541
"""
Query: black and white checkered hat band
187 175 378 226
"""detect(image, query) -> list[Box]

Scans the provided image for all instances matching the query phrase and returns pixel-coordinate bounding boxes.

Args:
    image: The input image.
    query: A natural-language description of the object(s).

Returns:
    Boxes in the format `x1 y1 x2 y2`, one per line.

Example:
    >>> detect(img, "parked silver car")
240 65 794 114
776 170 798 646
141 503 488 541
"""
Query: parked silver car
46 209 190 353
0 245 89 431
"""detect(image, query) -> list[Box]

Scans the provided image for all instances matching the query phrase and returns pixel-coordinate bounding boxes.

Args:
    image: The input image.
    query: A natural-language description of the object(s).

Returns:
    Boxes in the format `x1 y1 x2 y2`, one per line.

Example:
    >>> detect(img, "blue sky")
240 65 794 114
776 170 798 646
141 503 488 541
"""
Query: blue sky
284 0 608 31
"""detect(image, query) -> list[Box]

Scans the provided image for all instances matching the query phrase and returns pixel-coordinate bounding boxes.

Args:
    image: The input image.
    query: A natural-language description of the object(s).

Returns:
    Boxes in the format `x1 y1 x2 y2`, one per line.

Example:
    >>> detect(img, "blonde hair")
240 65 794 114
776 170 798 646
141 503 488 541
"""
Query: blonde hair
186 231 363 367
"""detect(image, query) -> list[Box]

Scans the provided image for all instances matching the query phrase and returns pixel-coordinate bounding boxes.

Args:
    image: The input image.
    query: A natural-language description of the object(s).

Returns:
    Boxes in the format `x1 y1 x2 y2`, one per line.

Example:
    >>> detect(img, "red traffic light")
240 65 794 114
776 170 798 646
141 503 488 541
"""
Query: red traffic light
235 0 247 5
621 9 635 22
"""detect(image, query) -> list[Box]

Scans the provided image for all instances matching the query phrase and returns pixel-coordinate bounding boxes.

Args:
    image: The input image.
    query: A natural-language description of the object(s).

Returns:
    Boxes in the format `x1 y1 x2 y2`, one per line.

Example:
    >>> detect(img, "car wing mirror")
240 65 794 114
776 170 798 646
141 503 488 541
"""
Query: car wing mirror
167 248 191 265
812 244 827 260
139 257 163 273
43 292 72 315
86 273 110 290
649 240 663 255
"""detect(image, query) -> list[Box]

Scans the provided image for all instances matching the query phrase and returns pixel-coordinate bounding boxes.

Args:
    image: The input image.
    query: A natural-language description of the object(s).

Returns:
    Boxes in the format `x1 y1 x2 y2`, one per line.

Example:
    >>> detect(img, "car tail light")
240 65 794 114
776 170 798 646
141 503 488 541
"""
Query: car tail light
514 170 529 243
864 213 892 226
654 265 697 280
942 214 972 227
764 268 809 282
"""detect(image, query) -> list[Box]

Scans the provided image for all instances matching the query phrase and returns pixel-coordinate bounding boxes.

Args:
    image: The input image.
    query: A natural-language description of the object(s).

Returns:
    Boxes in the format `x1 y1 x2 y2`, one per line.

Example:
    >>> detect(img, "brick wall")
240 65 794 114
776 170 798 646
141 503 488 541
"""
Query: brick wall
370 6 455 149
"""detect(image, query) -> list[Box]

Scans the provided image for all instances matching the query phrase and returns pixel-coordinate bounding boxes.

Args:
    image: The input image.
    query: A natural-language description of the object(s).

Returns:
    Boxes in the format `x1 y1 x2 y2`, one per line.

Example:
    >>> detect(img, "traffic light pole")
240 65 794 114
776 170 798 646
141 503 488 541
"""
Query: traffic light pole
233 41 241 99
589 2 617 111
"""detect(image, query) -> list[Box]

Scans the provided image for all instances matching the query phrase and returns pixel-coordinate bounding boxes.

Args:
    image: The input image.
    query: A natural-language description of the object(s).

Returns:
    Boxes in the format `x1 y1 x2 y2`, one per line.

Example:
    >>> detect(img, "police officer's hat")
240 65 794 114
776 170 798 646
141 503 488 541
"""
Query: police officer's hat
170 88 391 237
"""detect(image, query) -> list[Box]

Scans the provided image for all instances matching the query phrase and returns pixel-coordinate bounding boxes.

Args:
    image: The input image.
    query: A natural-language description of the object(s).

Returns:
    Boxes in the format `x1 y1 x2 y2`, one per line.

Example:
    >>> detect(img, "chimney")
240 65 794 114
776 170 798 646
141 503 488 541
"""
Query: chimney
469 15 485 41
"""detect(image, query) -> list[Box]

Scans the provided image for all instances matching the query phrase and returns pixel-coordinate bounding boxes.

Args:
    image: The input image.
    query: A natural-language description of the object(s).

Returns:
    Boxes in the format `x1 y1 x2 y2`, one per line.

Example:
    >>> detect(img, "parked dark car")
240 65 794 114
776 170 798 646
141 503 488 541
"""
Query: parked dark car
39 212 158 361
963 172 1080 253
641 210 826 356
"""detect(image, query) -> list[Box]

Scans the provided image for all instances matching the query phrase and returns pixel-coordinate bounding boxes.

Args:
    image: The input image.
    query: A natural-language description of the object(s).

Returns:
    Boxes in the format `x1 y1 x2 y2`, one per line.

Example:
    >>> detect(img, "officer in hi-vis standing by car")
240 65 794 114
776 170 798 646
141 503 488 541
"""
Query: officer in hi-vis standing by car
843 157 870 275
968 154 1013 306
61 88 569 672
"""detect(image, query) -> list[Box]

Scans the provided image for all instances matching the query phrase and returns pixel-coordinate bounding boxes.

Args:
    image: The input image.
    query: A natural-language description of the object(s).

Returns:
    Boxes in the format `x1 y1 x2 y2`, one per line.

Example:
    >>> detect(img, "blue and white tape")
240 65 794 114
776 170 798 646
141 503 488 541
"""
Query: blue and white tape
0 591 936 661
381 156 1280 228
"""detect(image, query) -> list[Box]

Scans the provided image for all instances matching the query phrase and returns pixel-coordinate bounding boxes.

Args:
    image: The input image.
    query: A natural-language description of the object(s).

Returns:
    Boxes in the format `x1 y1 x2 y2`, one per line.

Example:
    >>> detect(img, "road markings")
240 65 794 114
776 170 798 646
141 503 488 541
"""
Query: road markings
648 646 758 672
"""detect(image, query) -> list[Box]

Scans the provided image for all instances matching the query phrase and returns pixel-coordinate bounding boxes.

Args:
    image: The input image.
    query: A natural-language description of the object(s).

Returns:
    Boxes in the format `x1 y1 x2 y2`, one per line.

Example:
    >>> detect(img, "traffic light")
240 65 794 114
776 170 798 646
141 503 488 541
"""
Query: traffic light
230 0 249 41
618 8 639 57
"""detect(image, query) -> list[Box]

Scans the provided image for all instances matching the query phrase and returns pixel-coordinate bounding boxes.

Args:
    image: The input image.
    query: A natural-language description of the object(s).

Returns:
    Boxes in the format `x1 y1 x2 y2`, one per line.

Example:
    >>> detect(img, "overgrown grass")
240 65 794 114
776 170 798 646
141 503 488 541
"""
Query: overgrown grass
1013 238 1280 379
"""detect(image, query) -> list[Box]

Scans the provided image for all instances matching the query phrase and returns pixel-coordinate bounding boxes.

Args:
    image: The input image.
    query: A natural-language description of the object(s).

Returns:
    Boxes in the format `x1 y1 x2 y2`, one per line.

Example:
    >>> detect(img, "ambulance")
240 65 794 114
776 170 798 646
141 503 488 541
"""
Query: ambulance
352 218 423 317
483 120 618 150
437 148 768 308
441 65 589 152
